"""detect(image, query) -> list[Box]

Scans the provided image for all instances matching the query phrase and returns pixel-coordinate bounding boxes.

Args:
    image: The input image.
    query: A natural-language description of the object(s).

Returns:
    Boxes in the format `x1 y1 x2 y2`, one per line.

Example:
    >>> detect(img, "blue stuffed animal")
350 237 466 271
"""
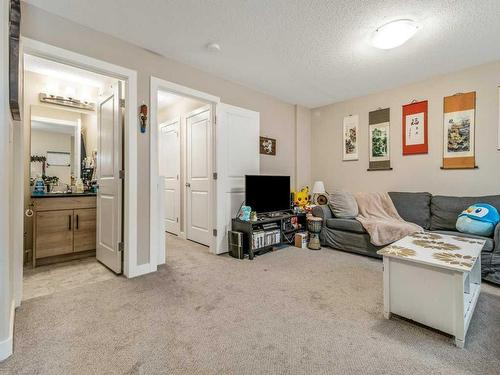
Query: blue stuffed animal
456 203 500 237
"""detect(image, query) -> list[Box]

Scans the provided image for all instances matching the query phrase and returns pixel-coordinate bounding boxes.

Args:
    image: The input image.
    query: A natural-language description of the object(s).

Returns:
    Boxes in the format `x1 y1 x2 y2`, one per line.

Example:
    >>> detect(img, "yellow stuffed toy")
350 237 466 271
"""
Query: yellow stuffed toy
293 186 310 208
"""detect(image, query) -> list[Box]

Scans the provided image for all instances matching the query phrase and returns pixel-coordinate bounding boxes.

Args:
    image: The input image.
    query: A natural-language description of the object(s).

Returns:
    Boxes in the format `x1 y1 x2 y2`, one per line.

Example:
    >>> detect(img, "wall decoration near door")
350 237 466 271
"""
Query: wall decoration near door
442 92 476 169
402 100 428 155
368 108 392 171
260 136 276 155
342 115 359 161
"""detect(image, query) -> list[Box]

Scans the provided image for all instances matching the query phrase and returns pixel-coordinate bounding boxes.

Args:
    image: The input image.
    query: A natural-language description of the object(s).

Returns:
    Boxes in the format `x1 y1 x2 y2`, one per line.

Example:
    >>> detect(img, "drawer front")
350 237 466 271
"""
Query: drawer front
33 196 97 211
74 208 97 252
35 210 74 258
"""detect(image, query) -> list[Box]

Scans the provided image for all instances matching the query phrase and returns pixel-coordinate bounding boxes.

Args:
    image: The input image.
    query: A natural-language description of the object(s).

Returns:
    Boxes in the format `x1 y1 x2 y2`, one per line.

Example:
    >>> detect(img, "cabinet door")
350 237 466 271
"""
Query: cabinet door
35 210 74 258
74 208 97 253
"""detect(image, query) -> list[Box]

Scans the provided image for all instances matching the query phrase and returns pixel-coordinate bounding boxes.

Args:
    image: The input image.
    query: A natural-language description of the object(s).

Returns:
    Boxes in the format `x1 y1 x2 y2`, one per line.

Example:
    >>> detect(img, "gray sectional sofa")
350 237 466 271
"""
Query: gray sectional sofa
312 192 500 284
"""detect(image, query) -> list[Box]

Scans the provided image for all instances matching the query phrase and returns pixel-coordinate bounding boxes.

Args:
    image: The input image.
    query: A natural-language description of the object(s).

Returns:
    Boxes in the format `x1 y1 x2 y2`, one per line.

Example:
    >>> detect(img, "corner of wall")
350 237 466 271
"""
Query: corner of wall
0 300 14 362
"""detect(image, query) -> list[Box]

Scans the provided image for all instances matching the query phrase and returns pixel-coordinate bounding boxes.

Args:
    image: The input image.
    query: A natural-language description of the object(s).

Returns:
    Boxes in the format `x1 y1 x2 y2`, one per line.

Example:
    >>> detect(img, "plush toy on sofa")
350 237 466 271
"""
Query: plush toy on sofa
293 186 310 209
456 203 500 237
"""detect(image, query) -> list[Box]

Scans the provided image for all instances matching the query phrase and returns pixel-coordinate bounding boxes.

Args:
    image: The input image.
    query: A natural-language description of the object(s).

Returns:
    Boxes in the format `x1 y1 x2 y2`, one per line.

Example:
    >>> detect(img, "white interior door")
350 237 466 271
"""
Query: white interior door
159 118 180 235
186 107 211 246
96 81 123 273
216 103 260 254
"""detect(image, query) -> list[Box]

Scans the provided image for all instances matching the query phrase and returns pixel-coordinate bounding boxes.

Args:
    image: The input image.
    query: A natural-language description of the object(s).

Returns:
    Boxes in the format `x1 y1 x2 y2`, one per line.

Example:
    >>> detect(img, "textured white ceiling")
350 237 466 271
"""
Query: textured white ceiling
24 0 500 107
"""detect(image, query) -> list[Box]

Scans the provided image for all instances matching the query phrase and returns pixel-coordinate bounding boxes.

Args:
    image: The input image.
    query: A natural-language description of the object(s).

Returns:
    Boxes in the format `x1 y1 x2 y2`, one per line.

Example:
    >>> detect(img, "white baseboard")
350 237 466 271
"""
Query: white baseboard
0 300 15 361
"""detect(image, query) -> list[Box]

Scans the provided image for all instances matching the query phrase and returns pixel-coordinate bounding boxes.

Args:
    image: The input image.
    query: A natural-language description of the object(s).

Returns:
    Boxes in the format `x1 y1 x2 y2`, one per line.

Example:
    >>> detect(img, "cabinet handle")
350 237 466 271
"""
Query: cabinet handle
76 215 79 230
69 215 72 230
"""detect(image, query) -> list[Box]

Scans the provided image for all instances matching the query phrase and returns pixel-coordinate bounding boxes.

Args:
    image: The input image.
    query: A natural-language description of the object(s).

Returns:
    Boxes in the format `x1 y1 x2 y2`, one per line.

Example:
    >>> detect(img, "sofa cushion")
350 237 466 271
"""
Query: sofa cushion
388 192 431 229
431 195 500 232
431 230 494 252
328 191 358 218
326 218 366 234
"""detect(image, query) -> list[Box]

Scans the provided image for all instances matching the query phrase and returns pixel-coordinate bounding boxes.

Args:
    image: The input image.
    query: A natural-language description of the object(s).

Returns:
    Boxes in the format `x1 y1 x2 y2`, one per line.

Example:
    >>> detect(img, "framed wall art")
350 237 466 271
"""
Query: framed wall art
368 108 392 171
402 100 428 155
442 92 476 169
259 136 276 156
342 114 359 161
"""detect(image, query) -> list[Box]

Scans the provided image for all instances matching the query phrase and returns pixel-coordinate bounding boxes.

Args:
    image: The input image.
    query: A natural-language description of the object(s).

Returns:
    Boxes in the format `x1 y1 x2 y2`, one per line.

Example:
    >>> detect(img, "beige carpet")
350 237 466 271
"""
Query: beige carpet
1 236 499 375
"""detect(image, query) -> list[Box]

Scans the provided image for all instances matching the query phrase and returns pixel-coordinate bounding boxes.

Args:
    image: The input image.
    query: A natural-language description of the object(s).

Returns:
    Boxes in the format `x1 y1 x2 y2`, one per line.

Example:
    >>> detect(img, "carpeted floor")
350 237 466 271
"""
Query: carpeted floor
1 236 500 375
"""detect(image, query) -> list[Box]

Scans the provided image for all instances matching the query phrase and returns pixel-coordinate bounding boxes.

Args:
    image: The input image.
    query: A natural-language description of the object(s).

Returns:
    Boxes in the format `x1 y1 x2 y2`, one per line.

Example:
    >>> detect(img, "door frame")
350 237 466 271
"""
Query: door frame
15 38 140 300
150 76 220 266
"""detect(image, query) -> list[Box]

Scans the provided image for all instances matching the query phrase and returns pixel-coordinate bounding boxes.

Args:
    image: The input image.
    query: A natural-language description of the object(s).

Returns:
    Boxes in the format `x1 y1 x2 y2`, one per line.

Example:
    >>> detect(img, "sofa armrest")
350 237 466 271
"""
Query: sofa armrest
494 223 500 251
312 205 333 226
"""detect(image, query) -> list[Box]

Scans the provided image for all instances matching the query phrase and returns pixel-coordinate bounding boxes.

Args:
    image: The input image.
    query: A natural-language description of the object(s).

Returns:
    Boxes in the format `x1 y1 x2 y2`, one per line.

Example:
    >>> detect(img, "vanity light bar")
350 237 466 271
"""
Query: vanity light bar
39 93 96 111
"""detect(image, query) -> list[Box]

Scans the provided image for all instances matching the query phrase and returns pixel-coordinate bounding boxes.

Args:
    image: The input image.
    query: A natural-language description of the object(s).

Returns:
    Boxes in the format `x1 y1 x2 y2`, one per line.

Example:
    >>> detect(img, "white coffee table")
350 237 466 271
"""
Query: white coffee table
377 232 485 348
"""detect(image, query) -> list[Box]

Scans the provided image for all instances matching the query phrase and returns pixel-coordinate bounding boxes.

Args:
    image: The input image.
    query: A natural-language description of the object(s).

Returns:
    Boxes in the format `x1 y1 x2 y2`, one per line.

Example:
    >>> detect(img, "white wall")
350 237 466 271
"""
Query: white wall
295 105 311 189
311 60 500 196
20 2 299 266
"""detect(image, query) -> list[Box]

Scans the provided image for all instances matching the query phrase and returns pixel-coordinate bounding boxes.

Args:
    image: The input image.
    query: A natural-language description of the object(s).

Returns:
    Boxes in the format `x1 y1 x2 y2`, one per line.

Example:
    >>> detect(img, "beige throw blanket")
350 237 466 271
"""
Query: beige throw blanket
354 192 423 246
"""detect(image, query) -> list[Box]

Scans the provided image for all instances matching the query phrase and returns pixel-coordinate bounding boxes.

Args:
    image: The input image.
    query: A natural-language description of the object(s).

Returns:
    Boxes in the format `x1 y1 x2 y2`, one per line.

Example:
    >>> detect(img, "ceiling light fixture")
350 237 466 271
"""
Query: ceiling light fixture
371 19 420 50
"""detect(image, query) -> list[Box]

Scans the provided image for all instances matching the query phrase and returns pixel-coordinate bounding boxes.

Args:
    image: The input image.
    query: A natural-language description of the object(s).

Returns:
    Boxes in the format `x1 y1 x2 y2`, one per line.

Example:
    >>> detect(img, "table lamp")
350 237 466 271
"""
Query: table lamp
312 181 328 205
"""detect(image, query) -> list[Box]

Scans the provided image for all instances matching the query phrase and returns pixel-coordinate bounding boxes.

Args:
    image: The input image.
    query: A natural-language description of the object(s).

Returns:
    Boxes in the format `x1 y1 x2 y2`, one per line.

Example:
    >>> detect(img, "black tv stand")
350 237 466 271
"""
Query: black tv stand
231 211 306 260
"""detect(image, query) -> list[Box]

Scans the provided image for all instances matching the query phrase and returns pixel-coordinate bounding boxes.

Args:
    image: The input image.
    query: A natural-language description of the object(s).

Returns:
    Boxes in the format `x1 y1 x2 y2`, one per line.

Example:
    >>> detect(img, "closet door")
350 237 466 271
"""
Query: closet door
215 103 260 254
186 106 211 246
159 118 181 235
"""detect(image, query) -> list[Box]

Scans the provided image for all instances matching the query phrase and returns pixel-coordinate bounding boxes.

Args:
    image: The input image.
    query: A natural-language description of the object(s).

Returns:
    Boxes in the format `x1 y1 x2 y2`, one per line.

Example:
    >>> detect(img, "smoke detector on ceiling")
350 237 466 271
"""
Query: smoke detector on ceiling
206 43 221 53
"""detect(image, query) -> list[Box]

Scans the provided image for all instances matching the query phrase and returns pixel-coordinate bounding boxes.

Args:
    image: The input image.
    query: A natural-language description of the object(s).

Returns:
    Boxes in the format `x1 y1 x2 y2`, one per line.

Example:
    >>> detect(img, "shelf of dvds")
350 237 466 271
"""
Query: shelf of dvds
231 212 306 259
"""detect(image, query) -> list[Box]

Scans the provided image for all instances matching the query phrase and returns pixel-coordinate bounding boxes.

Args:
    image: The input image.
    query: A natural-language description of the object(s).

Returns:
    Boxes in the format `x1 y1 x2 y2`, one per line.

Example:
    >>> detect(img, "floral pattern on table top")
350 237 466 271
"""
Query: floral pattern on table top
378 245 416 258
377 232 484 271
451 236 485 245
432 252 476 269
410 232 443 240
411 239 460 251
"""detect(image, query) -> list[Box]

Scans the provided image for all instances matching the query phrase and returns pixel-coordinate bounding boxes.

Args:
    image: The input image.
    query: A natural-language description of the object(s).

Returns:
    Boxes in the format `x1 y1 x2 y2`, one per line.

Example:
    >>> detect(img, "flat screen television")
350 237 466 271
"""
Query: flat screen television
245 175 291 214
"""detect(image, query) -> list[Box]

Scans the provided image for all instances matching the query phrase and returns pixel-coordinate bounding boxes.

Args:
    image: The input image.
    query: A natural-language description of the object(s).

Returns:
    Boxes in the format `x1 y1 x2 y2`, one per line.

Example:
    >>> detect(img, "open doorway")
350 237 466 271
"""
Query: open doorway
150 77 262 266
22 54 124 299
157 91 212 244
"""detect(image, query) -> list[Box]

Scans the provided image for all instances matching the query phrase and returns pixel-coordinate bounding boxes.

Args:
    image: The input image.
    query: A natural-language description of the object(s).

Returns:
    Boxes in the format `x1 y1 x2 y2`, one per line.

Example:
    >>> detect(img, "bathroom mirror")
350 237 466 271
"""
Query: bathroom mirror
30 105 97 192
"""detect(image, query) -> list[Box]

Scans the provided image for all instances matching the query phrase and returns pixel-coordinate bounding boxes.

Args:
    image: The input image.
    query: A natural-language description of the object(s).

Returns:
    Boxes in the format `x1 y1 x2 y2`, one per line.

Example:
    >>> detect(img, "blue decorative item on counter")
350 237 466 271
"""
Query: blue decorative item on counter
456 203 500 237
33 176 46 195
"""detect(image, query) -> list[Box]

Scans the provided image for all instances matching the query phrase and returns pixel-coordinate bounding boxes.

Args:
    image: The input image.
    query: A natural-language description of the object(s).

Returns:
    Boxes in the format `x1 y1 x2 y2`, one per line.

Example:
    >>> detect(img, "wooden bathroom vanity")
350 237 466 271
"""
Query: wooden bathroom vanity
31 193 97 267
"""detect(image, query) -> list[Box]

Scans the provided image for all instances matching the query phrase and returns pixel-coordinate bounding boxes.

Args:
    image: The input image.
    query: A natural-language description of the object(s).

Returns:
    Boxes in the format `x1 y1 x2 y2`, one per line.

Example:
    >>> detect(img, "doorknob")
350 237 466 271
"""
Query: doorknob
185 182 191 187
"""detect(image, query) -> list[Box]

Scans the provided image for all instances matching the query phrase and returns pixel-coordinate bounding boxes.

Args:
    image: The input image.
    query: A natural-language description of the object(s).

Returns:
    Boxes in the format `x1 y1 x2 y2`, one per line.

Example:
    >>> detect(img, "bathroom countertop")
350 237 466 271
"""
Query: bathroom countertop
31 192 97 198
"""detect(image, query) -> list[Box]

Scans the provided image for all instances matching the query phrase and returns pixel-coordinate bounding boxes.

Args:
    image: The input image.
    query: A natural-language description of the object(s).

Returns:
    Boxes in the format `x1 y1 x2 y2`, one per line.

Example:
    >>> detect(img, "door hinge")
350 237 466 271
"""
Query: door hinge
213 229 217 237
118 242 124 252
214 115 217 125
119 170 125 179
176 217 179 223
119 98 125 108
213 172 217 180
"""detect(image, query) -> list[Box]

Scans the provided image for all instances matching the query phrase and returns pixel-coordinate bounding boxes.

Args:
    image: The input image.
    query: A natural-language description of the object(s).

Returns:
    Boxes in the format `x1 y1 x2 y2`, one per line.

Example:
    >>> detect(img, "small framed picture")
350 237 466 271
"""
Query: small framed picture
342 115 359 161
260 136 276 155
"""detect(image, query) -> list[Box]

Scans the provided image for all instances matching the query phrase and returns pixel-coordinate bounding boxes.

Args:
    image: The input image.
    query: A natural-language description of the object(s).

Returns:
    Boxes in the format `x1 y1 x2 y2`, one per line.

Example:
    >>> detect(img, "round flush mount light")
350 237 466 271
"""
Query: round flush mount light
371 19 420 49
